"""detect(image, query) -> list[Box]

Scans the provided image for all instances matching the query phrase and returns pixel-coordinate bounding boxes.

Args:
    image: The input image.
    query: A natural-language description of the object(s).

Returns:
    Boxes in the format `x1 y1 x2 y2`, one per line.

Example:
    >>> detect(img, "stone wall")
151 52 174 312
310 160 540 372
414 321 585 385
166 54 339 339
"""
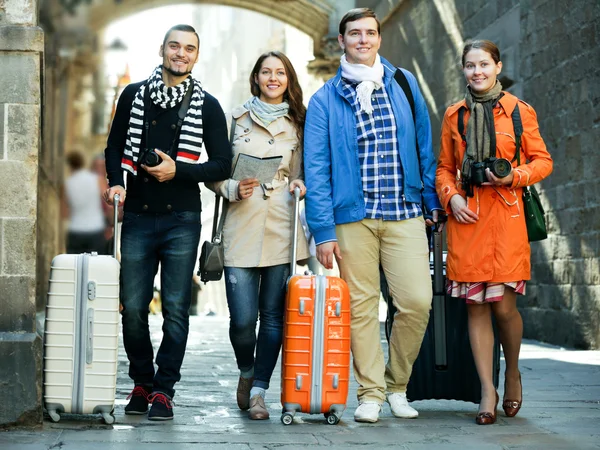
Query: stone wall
0 0 44 425
364 0 600 348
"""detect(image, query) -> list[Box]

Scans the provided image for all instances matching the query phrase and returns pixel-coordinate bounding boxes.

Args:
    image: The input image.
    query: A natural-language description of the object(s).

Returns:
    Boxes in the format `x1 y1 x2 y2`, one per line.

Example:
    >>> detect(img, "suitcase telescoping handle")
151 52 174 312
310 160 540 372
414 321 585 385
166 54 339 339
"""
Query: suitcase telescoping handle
112 194 120 259
290 186 301 276
432 222 444 295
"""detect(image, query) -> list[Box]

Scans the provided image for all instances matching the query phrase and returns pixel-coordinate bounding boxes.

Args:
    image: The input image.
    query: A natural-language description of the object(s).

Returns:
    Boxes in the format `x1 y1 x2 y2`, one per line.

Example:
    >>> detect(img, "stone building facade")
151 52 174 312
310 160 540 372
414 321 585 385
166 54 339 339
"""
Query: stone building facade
0 0 44 425
365 0 600 349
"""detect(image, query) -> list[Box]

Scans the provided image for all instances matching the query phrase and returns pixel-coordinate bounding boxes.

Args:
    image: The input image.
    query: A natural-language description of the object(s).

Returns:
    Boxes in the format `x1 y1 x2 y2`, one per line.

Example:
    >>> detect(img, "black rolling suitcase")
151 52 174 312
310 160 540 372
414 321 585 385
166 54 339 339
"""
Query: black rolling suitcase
383 224 500 403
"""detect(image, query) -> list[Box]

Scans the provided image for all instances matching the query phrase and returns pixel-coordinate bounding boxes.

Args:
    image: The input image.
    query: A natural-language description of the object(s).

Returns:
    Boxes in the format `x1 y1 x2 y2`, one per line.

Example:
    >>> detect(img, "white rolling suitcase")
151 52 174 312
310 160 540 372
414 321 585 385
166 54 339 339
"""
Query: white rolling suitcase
43 195 121 424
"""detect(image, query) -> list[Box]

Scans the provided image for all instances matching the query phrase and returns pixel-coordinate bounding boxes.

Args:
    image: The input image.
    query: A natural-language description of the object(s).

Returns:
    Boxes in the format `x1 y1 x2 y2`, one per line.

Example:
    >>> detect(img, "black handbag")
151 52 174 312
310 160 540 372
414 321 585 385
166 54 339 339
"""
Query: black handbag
198 117 236 283
198 196 228 283
513 106 548 242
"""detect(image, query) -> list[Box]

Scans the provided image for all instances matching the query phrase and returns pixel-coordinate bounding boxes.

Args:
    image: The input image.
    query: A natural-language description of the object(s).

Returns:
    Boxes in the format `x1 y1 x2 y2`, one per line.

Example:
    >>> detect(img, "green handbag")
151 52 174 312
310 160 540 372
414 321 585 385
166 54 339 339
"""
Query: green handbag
522 185 547 242
512 105 548 242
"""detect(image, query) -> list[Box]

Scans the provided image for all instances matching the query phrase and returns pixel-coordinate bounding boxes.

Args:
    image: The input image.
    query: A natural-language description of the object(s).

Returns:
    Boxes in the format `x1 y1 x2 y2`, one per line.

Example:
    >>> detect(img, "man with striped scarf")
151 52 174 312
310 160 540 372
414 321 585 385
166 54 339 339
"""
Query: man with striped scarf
104 24 231 421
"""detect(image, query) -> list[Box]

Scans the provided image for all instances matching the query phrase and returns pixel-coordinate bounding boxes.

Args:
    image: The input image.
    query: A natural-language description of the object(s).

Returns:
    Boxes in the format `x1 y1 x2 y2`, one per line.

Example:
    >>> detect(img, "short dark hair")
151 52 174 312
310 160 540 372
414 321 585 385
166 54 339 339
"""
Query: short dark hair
339 8 380 36
462 40 501 67
66 151 85 170
163 24 199 48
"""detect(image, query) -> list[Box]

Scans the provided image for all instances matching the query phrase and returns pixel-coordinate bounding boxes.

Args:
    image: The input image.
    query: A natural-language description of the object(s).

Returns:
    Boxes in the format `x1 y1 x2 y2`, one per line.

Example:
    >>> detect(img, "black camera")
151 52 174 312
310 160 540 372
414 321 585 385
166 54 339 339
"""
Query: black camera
471 157 512 185
138 148 163 168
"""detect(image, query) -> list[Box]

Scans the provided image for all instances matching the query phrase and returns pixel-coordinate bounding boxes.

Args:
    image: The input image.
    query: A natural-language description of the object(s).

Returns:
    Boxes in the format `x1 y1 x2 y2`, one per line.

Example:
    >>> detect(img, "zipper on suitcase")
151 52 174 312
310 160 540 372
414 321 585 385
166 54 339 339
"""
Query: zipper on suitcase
309 275 326 414
72 254 89 413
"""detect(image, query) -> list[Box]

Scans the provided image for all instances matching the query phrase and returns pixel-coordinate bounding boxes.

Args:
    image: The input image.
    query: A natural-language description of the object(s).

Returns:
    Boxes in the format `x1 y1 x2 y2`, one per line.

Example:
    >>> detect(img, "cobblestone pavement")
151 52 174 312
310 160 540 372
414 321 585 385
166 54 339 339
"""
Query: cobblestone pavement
2 310 600 449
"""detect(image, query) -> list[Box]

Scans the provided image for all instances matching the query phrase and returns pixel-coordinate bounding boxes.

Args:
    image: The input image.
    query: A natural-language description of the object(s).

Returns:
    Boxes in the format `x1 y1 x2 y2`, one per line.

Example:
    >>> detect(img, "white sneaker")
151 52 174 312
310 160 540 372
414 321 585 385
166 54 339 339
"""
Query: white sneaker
354 401 381 423
386 392 419 418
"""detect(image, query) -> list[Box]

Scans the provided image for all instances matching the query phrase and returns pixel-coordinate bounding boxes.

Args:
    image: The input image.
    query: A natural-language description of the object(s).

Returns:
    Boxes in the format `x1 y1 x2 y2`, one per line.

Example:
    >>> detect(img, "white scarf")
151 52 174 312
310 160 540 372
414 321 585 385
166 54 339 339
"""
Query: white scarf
340 54 384 114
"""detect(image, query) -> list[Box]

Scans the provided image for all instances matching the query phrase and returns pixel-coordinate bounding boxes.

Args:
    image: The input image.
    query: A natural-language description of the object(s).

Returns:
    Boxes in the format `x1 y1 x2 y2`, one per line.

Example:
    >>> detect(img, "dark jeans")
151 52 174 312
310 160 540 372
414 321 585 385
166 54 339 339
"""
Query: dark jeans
224 264 290 390
120 211 200 398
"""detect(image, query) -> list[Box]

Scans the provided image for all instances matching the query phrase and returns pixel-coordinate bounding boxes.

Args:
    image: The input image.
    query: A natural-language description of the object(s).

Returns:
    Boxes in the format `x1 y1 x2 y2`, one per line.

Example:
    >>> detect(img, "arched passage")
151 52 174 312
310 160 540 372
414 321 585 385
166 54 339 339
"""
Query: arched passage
88 0 332 55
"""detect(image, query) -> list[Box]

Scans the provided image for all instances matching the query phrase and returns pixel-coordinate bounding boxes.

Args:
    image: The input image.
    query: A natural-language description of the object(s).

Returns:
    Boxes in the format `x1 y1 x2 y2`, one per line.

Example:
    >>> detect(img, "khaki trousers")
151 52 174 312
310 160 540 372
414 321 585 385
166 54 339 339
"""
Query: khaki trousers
336 217 432 403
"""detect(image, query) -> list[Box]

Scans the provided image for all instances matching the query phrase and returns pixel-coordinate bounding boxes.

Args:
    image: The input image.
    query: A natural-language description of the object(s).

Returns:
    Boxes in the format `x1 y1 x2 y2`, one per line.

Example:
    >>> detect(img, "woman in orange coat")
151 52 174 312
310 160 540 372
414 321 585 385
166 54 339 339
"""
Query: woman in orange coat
436 40 553 425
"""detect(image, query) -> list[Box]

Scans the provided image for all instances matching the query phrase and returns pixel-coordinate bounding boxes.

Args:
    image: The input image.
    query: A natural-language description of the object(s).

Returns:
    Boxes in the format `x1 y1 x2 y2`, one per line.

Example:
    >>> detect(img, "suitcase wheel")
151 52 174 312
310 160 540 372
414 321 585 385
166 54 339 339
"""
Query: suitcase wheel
48 410 61 423
325 412 340 425
101 412 115 425
280 412 294 425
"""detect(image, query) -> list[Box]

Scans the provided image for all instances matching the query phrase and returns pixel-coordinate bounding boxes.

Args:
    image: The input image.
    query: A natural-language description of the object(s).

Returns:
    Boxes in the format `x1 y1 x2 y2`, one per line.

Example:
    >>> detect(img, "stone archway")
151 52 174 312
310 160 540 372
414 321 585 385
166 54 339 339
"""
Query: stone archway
87 0 332 56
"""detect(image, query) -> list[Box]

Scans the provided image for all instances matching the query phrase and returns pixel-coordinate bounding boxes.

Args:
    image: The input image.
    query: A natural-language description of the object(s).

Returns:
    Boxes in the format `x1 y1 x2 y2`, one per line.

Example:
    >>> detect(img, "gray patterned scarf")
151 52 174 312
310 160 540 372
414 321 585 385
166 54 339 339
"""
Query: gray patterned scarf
244 96 289 127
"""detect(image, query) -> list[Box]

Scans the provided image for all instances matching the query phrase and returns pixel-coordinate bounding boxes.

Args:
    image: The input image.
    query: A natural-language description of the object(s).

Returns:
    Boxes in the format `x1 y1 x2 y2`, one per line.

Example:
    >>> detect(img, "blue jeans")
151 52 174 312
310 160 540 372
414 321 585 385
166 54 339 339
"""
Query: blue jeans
120 211 200 398
224 264 290 390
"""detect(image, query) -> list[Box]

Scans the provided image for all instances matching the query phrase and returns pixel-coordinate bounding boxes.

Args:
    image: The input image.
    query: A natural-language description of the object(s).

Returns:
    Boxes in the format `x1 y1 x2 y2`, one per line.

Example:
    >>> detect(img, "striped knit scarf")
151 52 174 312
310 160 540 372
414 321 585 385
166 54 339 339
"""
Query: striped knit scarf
121 65 206 175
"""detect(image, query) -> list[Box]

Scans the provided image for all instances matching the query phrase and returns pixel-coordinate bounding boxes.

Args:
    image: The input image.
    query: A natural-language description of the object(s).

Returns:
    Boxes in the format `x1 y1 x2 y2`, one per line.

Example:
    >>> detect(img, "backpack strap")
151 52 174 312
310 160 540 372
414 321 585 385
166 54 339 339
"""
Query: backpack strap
393 69 422 180
394 69 415 121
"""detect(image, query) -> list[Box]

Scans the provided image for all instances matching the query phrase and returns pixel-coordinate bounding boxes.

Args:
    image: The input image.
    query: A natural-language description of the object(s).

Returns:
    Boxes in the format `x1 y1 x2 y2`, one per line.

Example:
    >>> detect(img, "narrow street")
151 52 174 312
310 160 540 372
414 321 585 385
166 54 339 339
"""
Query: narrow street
2 309 600 449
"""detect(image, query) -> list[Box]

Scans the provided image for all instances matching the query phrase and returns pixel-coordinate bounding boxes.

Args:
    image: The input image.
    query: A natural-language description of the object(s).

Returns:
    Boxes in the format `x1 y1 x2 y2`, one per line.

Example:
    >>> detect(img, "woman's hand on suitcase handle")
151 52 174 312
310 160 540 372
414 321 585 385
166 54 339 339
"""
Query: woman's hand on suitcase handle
316 241 342 270
449 194 478 224
289 180 306 199
104 185 126 206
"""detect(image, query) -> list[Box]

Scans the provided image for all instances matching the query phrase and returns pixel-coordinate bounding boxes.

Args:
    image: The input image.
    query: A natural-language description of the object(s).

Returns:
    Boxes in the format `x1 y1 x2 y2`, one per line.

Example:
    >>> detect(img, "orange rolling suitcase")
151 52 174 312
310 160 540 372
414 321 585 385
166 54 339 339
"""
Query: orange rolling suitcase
280 188 351 425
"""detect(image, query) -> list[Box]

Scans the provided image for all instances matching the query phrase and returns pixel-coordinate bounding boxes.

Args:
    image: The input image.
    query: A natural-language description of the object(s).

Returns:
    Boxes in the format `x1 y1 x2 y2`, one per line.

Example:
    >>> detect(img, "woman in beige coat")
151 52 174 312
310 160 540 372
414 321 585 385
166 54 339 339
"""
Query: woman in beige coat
206 51 309 420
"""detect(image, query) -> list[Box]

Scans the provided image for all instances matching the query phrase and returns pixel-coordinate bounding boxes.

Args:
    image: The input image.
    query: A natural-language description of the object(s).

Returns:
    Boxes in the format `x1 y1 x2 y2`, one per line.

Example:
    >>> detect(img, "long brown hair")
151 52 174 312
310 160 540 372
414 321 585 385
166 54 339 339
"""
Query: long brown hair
461 40 501 67
249 51 306 144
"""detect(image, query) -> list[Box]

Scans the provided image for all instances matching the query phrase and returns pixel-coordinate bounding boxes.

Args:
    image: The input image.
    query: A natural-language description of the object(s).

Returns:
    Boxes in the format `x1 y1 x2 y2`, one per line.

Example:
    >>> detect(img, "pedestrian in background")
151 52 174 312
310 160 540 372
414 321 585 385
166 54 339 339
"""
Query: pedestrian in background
62 151 107 254
206 51 309 420
303 8 443 423
91 154 121 255
436 39 553 425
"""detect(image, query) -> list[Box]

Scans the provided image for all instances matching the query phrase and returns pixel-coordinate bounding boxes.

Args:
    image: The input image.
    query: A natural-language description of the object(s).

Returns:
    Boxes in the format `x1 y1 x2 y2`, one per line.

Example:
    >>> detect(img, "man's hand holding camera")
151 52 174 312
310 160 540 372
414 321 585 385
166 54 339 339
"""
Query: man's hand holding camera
142 149 176 182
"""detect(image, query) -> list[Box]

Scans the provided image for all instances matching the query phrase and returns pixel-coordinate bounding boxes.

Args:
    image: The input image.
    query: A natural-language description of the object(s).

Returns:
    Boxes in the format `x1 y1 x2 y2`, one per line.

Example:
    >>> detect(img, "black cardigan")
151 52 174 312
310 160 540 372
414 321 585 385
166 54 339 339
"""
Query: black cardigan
104 80 232 213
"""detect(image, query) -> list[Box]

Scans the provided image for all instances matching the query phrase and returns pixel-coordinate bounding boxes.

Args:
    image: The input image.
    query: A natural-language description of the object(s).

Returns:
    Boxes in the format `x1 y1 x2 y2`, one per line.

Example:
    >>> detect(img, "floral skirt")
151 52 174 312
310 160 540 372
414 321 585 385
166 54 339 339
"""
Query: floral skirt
447 280 526 304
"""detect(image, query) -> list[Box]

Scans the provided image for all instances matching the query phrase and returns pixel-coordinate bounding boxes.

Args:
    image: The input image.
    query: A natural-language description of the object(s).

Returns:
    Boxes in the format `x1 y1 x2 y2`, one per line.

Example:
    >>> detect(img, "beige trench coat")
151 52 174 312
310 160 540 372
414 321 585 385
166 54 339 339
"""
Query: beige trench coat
206 105 310 268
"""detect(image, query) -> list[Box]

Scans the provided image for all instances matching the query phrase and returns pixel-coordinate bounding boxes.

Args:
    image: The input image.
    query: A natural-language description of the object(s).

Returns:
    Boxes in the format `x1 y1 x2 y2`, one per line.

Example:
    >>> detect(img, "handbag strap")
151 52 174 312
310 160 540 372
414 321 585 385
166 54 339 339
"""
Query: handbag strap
510 103 530 194
211 117 237 242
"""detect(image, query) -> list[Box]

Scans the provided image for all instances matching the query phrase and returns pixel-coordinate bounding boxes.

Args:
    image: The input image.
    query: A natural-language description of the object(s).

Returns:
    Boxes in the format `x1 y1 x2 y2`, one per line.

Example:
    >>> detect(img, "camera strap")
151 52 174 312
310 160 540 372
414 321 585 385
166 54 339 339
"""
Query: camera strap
142 81 194 157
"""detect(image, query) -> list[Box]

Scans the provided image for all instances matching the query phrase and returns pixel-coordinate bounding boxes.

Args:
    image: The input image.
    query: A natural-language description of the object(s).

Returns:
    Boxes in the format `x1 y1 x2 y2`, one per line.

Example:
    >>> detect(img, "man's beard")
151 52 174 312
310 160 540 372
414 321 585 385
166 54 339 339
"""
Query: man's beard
163 64 192 77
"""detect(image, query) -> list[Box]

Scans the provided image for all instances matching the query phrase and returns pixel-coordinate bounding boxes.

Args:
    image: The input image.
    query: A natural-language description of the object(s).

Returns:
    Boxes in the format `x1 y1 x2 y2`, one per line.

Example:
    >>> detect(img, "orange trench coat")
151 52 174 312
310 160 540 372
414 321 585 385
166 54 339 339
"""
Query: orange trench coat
436 92 553 283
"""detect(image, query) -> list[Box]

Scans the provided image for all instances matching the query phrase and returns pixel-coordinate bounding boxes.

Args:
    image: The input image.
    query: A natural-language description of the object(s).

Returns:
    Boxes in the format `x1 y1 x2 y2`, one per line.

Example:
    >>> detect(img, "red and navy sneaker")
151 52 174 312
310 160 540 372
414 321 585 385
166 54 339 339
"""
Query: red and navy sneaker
125 385 151 415
148 392 174 421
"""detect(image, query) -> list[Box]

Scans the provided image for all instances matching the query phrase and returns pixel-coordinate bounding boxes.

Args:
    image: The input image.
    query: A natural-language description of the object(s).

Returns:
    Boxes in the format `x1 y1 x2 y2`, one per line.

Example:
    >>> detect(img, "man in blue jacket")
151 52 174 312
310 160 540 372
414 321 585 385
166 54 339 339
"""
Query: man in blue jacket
304 8 442 423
